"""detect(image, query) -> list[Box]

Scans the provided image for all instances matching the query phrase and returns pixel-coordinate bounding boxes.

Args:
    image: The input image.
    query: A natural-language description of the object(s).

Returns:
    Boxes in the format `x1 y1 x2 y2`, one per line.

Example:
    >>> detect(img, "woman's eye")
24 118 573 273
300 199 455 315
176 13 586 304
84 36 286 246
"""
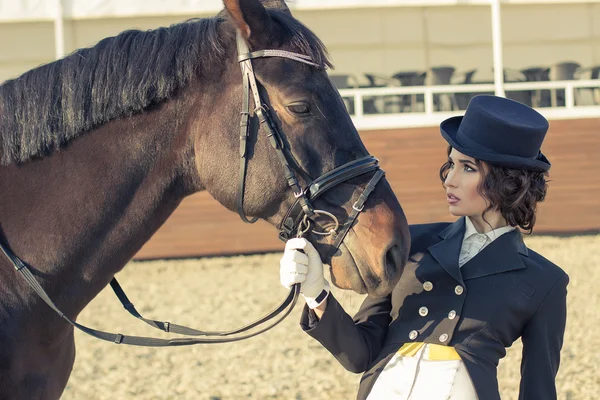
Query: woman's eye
464 165 476 172
287 102 310 114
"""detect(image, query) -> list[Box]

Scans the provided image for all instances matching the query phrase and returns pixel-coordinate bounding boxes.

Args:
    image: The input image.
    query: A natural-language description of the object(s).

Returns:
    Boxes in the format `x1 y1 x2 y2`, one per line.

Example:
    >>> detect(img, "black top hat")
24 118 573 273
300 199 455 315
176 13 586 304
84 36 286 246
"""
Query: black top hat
440 95 551 171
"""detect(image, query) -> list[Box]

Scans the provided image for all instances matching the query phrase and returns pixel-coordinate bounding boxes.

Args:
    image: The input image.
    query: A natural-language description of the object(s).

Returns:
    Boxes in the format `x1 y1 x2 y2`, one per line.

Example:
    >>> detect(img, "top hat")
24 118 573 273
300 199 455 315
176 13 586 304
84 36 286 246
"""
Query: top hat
440 95 551 171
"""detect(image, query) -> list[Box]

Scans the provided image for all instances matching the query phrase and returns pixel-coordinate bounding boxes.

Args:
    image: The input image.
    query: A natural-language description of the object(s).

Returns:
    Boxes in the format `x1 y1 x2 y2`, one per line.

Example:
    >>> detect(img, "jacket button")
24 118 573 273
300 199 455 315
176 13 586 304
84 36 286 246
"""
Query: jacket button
448 310 457 320
439 333 449 343
455 285 464 295
423 281 433 291
409 330 418 340
418 306 429 317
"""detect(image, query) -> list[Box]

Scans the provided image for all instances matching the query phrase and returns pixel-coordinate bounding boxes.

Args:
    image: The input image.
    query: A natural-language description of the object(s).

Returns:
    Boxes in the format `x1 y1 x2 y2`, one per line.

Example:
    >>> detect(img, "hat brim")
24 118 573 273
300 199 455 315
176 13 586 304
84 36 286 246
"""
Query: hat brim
440 116 551 172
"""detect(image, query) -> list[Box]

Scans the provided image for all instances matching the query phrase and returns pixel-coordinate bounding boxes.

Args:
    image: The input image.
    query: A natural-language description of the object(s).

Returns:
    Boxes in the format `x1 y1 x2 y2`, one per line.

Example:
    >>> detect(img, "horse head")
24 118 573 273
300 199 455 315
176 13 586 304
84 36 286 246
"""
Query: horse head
191 0 410 296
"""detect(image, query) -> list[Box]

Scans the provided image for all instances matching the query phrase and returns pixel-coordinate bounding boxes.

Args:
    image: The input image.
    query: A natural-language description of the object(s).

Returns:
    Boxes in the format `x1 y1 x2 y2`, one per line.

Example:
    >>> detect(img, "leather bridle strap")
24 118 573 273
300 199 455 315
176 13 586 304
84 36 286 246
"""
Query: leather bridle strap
237 50 320 67
236 30 319 224
305 156 380 199
0 240 301 346
237 37 258 224
330 169 385 253
278 156 380 241
108 278 296 337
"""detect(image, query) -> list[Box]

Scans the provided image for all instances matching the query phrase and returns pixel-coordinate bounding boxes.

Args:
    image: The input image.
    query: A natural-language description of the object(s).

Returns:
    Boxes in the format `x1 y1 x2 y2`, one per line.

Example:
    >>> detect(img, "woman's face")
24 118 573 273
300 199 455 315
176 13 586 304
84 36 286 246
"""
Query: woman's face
443 148 488 218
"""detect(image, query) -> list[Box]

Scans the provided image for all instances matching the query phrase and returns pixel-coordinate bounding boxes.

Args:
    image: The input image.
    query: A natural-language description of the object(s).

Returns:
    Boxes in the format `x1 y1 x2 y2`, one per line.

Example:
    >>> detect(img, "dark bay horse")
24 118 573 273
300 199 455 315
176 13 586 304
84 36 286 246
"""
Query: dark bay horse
0 0 410 398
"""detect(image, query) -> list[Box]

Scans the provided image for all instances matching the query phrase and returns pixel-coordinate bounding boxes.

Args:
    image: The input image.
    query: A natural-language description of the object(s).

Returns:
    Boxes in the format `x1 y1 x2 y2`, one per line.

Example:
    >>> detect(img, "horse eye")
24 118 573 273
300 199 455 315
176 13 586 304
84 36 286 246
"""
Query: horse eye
287 102 311 115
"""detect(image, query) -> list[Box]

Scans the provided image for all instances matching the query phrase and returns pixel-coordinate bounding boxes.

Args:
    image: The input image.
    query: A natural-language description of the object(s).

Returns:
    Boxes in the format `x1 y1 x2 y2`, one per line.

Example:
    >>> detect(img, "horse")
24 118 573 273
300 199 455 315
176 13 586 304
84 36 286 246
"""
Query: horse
0 0 410 398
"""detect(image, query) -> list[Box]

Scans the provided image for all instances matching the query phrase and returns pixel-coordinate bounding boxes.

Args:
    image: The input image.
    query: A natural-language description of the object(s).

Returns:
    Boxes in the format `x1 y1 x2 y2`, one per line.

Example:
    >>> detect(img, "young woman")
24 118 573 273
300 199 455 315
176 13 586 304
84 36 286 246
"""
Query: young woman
279 95 569 400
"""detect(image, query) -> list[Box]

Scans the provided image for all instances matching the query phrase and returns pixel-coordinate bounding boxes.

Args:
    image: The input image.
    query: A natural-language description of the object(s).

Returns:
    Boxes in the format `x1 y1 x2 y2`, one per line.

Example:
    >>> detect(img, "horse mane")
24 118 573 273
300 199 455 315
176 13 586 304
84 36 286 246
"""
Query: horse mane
0 10 331 166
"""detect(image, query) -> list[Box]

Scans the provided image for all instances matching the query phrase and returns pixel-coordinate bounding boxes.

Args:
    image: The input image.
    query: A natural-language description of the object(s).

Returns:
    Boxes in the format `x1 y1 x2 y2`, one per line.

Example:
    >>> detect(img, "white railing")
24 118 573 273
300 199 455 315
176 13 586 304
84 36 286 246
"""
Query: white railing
339 80 600 130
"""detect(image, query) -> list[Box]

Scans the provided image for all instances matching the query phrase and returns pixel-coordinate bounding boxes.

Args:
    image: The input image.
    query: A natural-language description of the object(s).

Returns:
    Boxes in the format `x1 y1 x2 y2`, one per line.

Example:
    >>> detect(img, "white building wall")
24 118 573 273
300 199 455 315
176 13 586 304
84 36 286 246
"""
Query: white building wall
502 3 600 69
301 3 600 84
1 3 599 84
0 22 55 82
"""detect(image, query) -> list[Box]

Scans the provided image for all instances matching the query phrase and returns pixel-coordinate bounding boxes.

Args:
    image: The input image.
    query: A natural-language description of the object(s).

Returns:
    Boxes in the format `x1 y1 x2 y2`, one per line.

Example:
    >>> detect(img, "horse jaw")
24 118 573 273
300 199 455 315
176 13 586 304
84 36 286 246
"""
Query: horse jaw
327 187 410 298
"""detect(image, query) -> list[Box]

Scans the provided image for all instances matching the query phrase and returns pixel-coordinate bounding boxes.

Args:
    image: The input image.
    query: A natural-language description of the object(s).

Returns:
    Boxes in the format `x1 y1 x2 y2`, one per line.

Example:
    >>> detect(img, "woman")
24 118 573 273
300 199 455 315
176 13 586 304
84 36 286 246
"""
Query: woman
279 95 569 400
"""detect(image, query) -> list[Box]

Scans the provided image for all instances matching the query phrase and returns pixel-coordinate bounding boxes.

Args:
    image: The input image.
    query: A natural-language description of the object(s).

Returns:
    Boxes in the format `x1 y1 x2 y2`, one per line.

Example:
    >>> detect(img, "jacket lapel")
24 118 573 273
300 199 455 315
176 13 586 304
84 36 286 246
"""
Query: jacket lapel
427 218 465 284
460 229 528 280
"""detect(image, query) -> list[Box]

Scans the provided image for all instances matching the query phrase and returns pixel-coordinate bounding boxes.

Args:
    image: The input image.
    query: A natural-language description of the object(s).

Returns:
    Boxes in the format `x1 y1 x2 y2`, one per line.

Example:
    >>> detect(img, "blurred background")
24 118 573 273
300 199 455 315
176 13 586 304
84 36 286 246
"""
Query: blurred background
1 1 599 399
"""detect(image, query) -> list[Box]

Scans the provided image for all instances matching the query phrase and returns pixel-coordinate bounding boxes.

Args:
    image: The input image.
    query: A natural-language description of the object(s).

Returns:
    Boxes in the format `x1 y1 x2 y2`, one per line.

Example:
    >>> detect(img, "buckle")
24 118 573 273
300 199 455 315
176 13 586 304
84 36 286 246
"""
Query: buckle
352 202 365 212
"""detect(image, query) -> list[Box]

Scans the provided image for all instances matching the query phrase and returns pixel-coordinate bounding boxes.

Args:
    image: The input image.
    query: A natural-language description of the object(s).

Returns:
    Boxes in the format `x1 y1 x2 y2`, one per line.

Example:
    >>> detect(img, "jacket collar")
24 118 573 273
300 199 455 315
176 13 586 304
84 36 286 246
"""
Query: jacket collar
428 218 466 284
428 217 529 282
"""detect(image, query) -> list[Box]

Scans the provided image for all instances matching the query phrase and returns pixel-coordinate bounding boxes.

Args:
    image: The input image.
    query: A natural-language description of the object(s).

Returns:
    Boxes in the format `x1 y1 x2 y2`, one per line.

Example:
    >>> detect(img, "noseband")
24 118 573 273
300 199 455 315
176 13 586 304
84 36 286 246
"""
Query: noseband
1 30 385 346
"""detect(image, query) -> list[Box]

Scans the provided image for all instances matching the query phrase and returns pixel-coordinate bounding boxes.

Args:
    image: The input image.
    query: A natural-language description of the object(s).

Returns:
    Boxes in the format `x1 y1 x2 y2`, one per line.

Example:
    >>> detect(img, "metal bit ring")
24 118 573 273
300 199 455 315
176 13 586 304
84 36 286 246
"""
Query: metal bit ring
305 210 339 236
296 217 312 238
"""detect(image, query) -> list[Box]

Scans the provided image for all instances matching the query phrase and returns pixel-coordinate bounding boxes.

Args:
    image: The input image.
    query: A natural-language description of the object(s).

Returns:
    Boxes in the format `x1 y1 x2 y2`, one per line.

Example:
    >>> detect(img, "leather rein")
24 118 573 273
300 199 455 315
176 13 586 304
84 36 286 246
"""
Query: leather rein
1 31 385 346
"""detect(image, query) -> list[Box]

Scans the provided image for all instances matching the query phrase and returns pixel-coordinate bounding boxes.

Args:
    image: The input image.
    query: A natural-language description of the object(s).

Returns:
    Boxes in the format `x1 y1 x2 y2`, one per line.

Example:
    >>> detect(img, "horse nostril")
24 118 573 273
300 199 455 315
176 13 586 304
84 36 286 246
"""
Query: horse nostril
385 244 406 282
385 248 395 277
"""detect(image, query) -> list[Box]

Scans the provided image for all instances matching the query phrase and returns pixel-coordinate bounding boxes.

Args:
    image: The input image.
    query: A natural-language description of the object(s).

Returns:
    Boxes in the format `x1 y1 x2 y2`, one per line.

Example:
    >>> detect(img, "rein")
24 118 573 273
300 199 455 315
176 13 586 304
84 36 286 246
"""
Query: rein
2 30 384 346
1 244 298 346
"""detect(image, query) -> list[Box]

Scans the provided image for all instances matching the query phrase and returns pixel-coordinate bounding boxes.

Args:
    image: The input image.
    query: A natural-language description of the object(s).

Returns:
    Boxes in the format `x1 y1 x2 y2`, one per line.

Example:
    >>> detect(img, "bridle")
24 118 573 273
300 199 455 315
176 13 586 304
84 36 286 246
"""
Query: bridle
1 30 385 346
235 30 384 252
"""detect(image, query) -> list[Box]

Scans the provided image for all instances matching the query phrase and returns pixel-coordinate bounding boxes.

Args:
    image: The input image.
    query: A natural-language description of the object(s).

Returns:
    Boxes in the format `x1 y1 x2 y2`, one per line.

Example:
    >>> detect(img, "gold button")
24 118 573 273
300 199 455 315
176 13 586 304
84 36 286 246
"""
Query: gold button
419 306 429 317
423 281 433 291
409 330 418 340
439 333 449 342
455 285 464 295
448 310 457 320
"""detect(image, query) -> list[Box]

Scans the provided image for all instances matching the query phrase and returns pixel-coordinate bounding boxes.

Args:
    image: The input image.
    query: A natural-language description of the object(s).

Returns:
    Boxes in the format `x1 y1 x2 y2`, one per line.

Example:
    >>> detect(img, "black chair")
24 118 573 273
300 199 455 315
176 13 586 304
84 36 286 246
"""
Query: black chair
503 68 531 106
453 68 495 110
390 70 427 112
520 66 550 81
452 69 477 85
362 73 400 114
426 66 456 111
469 68 495 84
363 73 395 88
328 74 359 89
575 65 600 106
520 66 550 107
548 61 581 107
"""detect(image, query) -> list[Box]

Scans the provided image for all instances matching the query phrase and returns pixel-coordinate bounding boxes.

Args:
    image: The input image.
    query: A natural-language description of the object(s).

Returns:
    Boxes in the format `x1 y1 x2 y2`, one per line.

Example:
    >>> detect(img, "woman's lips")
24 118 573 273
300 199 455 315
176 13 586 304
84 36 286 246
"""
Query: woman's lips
447 193 460 205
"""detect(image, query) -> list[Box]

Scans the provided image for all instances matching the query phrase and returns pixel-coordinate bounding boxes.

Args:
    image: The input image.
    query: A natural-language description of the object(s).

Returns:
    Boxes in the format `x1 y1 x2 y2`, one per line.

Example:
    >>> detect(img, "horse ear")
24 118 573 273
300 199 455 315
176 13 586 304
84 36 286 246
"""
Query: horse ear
223 0 274 42
261 0 292 15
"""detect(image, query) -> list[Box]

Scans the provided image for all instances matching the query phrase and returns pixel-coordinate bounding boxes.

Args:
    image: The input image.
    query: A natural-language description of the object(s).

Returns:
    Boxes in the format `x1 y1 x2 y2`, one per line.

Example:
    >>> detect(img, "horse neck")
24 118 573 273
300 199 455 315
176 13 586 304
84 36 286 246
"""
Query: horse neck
0 97 196 322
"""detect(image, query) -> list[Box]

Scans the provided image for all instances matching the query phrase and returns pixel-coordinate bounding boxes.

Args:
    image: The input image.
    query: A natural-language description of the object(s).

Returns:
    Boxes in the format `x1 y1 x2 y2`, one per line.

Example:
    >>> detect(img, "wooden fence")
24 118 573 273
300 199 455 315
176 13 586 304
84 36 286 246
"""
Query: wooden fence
135 117 600 259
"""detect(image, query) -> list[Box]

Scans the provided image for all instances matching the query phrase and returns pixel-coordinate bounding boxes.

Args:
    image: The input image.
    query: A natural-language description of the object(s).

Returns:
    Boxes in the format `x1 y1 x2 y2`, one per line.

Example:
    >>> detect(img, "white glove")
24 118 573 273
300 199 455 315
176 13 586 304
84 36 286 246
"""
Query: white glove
280 238 330 309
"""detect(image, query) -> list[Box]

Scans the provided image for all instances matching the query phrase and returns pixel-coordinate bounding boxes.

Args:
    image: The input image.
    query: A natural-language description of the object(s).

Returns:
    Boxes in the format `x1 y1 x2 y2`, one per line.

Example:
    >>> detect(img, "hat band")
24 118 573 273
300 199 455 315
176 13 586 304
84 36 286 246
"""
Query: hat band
455 128 496 154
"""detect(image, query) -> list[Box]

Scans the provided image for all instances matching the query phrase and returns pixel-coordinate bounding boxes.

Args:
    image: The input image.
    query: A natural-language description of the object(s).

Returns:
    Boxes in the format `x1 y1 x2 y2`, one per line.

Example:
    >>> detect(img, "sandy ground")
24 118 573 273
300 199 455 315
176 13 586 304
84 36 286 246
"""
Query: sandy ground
62 234 600 400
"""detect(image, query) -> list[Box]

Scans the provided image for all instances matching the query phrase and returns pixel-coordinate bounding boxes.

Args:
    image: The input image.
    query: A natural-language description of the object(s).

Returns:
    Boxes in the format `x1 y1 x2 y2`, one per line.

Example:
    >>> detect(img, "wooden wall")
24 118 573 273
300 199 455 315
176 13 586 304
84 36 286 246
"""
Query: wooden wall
134 118 600 260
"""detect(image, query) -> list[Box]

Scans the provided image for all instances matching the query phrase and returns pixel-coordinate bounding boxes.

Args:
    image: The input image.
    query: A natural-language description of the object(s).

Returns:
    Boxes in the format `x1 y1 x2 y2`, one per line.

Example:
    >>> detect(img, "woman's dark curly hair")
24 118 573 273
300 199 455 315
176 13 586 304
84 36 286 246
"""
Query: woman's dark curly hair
439 146 549 234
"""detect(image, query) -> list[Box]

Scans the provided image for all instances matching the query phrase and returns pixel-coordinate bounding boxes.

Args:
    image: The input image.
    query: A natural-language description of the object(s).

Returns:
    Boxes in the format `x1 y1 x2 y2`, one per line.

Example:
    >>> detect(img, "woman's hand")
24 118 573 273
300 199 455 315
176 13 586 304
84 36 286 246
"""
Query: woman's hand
280 238 330 309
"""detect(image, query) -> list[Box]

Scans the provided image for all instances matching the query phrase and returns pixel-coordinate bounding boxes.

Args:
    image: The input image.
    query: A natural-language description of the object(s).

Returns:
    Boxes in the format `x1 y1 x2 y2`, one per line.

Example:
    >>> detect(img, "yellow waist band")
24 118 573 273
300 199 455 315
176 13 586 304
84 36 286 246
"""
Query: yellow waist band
397 342 461 361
